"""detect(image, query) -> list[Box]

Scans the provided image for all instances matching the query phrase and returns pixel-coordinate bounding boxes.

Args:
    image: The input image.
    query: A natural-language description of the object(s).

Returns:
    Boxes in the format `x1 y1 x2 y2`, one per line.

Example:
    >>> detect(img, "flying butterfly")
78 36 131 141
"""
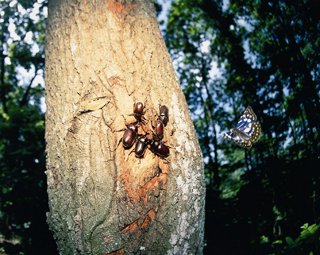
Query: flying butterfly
223 106 261 148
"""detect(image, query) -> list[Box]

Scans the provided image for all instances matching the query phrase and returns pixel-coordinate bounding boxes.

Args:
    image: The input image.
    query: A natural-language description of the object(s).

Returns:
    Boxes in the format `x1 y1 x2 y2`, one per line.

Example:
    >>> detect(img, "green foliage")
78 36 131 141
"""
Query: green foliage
271 223 320 254
166 0 320 254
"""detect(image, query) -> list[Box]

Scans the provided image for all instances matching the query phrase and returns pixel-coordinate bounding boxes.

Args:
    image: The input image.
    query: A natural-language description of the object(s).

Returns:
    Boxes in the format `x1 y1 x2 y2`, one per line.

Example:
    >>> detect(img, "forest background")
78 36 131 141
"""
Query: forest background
0 0 319 254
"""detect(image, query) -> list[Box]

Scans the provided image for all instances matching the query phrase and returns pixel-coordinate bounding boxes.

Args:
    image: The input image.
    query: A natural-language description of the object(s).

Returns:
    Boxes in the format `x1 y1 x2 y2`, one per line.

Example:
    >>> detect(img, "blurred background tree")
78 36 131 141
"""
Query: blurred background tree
1 0 319 254
0 0 57 254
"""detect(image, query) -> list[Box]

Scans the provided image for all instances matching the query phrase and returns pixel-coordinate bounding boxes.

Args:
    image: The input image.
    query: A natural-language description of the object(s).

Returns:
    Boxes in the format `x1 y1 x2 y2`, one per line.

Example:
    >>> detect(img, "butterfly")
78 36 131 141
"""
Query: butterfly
223 106 261 148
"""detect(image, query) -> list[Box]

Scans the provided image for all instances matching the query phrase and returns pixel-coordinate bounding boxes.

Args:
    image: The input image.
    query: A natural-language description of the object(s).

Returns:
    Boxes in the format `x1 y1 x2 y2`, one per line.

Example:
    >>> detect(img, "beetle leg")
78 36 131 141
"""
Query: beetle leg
115 128 126 132
129 148 135 156
141 115 148 125
161 157 170 164
110 137 123 152
121 114 131 126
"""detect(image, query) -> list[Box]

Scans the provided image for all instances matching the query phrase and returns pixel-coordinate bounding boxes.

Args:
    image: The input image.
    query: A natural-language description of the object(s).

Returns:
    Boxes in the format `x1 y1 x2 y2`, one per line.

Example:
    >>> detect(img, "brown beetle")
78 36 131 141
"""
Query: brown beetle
150 140 170 158
159 105 169 126
129 102 146 124
134 136 149 158
122 123 138 149
153 119 164 141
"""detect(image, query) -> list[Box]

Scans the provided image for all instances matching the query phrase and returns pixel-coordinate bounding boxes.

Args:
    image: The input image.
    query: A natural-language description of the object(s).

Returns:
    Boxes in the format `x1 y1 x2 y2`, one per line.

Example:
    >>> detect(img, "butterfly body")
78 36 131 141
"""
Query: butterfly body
223 106 261 148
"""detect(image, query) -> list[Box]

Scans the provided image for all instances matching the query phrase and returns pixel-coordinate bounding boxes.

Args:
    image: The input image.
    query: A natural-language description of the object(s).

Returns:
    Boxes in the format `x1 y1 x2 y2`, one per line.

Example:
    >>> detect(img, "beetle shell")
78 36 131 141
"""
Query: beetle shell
133 102 145 120
135 136 149 158
122 124 138 149
159 105 169 126
150 140 170 158
154 120 164 141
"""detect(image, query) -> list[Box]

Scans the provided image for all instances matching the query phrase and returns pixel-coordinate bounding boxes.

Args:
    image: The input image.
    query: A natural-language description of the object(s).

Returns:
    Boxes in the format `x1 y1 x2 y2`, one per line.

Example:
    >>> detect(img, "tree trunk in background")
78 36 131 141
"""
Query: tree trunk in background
45 0 205 254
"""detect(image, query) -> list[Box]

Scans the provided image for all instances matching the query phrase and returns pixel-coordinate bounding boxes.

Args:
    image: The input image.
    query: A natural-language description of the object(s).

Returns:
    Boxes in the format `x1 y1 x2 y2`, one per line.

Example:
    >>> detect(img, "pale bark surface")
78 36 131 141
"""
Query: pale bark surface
45 0 205 254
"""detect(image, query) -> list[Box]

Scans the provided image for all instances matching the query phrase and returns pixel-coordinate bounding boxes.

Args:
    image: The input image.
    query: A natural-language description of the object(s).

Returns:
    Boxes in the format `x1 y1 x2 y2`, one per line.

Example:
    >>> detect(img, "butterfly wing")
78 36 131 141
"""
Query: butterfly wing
223 106 261 148
235 106 257 135
223 128 252 148
249 122 261 143
230 128 253 148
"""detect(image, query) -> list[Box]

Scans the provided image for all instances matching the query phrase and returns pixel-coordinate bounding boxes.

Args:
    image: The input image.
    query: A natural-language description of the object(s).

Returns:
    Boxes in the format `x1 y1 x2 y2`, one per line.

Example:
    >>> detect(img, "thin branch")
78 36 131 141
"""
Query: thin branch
19 65 39 107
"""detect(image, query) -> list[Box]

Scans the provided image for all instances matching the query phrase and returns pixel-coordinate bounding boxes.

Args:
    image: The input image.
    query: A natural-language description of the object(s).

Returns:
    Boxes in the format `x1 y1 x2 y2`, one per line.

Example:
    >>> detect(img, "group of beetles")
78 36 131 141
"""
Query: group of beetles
118 102 170 160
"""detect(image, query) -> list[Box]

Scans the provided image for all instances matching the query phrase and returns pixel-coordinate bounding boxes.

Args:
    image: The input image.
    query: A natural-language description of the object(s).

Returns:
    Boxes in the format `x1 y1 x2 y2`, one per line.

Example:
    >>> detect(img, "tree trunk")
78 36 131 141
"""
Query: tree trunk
45 0 205 254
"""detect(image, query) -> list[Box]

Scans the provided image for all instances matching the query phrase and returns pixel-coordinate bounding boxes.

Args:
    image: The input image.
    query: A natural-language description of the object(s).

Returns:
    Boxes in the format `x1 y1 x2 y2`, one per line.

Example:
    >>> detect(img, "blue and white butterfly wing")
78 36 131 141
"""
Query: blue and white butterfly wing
235 106 257 136
223 106 261 148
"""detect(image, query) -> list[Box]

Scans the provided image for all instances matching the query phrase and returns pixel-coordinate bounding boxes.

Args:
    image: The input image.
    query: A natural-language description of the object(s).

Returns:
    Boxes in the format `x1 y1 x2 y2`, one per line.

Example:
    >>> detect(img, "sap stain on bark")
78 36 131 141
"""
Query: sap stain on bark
107 0 136 14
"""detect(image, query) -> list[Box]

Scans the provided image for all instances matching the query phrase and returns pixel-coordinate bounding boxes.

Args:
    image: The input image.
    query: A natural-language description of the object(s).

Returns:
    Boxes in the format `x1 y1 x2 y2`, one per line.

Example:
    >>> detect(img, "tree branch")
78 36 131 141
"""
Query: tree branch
19 65 39 107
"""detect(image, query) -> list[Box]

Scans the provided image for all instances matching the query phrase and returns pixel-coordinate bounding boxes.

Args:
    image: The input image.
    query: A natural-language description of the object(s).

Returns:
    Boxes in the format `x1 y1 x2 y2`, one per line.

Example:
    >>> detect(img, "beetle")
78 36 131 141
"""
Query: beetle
150 140 170 158
134 136 149 158
121 123 138 149
159 105 169 126
130 102 146 124
152 119 164 141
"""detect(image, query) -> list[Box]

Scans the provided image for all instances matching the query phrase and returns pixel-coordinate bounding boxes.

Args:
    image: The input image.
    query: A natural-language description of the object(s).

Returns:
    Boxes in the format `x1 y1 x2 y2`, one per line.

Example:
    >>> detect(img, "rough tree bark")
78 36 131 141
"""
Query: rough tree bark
45 0 205 254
